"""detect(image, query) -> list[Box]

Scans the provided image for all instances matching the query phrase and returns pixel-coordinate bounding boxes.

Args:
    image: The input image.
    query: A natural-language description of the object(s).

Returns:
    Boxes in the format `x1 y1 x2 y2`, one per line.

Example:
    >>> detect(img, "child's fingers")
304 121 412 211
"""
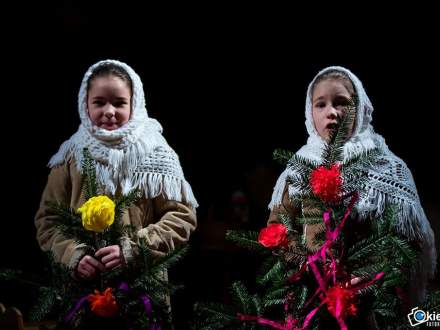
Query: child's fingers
104 259 122 270
100 249 121 264
350 277 362 286
346 277 362 287
78 261 96 278
95 245 120 259
82 265 95 276
101 253 118 264
84 255 106 272
78 269 90 278
94 247 111 258
96 245 121 263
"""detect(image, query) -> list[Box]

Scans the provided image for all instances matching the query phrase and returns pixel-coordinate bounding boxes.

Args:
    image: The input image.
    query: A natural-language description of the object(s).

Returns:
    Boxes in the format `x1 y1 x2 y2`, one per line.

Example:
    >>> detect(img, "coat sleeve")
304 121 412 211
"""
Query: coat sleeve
268 184 298 225
267 184 326 253
34 163 88 269
136 194 197 255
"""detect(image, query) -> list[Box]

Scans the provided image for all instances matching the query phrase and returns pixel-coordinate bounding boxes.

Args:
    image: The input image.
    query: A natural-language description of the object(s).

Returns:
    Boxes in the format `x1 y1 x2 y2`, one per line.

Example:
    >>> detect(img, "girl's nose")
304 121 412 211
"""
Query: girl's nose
104 106 116 118
327 106 338 120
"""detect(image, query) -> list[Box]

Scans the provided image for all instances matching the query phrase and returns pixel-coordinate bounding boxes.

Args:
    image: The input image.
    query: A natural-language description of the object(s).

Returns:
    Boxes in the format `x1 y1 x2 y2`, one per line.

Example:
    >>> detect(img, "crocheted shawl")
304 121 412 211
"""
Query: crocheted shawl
49 59 198 209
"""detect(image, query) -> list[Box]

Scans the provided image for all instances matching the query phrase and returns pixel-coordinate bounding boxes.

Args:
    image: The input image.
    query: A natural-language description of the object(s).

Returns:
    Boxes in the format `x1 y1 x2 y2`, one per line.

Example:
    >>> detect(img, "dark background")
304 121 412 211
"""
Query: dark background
1 3 439 329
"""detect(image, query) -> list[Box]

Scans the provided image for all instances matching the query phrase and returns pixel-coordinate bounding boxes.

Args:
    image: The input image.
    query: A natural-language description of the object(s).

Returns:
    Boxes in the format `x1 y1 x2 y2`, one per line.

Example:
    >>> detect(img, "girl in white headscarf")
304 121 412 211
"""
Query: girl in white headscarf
35 60 198 280
268 66 436 315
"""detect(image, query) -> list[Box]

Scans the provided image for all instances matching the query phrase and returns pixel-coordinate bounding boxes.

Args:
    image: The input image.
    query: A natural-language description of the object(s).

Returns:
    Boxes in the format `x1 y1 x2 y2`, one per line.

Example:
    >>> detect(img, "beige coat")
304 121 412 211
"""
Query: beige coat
267 186 325 253
35 160 197 271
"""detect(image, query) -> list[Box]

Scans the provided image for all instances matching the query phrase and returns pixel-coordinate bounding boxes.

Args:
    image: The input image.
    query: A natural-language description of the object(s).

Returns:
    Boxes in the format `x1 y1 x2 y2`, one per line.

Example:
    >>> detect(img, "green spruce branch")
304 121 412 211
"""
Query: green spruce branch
81 148 99 200
226 230 268 254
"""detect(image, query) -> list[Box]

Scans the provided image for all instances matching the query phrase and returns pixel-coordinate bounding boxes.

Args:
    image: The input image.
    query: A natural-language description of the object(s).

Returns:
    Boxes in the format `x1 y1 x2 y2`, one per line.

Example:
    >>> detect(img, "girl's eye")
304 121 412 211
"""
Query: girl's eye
334 100 350 111
316 102 325 108
114 101 127 107
334 97 350 107
93 101 105 106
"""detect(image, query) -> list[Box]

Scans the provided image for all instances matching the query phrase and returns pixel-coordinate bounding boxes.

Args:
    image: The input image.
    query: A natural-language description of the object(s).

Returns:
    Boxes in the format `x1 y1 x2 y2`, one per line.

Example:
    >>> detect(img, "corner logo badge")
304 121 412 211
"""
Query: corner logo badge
408 307 440 327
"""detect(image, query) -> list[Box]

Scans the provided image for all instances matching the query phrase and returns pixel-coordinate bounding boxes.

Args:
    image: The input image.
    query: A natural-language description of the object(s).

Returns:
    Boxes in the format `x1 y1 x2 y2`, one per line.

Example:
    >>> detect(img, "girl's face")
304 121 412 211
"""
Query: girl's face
312 79 354 141
87 75 132 130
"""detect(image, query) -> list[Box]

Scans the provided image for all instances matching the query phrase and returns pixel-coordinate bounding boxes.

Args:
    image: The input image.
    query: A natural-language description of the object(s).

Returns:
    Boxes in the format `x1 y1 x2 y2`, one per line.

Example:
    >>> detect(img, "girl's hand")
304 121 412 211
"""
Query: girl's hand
76 255 106 280
95 245 124 270
345 277 362 288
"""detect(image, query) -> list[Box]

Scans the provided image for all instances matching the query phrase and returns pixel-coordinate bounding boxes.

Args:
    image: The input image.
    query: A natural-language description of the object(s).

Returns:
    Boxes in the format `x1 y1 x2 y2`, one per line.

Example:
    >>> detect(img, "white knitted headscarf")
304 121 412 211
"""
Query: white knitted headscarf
269 66 436 279
49 59 198 209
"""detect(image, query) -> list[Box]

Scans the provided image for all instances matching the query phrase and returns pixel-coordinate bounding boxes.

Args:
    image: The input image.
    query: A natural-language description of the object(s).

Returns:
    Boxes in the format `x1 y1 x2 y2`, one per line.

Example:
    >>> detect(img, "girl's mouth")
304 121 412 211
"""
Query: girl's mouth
100 123 118 130
326 122 338 130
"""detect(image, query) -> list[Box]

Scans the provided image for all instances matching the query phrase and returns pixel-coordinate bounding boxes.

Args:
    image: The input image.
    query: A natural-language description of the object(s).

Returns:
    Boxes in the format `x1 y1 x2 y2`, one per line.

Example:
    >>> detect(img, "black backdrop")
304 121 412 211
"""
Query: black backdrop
1 3 439 329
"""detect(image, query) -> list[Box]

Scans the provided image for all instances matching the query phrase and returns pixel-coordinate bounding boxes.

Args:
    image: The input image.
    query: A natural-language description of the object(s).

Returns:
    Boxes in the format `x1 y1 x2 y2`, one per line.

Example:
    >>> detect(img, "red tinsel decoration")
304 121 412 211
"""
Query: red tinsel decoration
88 287 119 318
310 164 343 203
258 223 288 248
325 284 358 319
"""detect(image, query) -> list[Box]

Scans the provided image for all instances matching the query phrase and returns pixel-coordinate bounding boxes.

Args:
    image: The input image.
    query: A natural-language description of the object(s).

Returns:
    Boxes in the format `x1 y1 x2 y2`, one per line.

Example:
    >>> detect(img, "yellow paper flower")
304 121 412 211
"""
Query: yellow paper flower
77 196 115 232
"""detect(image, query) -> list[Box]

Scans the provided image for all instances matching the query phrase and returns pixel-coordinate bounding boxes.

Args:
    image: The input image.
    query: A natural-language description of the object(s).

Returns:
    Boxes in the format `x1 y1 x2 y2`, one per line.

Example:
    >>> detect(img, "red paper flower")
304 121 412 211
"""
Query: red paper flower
88 287 118 318
258 223 288 248
310 164 343 203
325 284 358 319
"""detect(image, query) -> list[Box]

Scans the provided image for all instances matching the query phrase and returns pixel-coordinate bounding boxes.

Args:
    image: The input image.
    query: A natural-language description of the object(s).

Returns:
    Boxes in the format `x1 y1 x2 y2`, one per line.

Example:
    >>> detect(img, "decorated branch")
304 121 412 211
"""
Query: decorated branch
192 98 435 329
1 149 186 330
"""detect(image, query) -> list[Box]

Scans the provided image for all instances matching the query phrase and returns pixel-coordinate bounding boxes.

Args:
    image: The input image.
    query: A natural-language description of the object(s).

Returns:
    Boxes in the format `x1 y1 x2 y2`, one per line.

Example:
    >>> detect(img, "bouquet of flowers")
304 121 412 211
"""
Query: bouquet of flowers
2 149 186 330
